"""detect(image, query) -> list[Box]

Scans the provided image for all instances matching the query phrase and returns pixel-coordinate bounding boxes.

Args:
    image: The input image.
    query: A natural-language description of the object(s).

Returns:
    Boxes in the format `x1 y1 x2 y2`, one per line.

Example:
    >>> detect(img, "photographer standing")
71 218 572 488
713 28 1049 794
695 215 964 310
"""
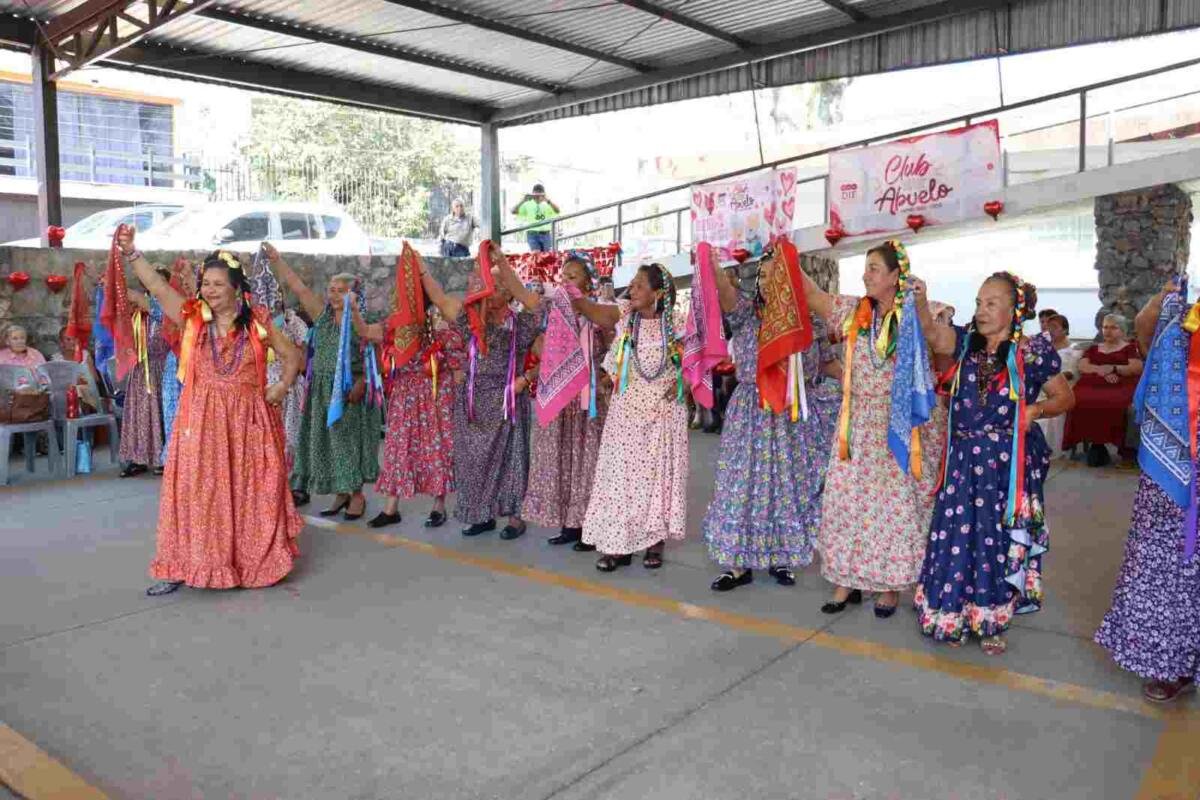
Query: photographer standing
511 183 560 252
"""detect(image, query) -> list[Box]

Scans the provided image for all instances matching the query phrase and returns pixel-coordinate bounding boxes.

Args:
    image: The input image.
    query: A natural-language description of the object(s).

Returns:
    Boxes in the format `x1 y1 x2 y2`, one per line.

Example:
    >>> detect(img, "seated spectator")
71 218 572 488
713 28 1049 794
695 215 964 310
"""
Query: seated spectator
1037 314 1080 458
0 324 47 369
1062 313 1142 466
51 326 103 412
1038 307 1060 334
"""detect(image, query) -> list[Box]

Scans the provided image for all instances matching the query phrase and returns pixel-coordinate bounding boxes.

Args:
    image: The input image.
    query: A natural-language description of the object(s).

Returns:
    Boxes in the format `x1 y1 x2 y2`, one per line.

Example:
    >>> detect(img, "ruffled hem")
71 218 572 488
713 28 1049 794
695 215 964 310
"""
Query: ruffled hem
521 497 590 529
819 563 919 592
913 584 1017 643
149 543 297 590
580 523 687 555
1094 622 1200 683
706 543 814 570
453 496 526 525
375 471 453 500
291 470 380 496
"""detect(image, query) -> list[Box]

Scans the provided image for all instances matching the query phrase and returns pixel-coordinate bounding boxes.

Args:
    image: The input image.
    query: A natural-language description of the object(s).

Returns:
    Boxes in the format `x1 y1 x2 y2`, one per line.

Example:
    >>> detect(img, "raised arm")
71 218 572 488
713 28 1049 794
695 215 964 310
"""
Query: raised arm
712 258 739 314
421 263 462 322
910 276 956 356
1135 279 1175 356
571 296 621 330
799 266 833 322
510 195 528 216
117 228 184 325
263 242 325 322
346 292 385 344
491 247 542 313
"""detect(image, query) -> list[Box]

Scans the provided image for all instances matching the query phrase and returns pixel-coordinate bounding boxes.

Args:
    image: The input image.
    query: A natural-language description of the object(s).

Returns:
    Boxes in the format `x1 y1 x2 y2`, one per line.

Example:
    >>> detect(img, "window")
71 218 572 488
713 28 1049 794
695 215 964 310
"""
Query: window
222 212 269 242
122 211 156 232
280 212 317 240
321 215 343 238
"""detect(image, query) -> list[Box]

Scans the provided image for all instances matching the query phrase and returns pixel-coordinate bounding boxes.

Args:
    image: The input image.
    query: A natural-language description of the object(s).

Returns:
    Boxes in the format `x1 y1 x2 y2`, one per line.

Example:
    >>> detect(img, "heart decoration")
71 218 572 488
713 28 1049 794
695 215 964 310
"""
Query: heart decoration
781 197 796 222
691 190 702 210
704 192 715 217
45 274 68 293
730 248 752 264
779 170 797 197
6 271 30 291
824 228 846 247
46 225 66 247
983 200 1005 221
763 202 777 226
906 214 926 233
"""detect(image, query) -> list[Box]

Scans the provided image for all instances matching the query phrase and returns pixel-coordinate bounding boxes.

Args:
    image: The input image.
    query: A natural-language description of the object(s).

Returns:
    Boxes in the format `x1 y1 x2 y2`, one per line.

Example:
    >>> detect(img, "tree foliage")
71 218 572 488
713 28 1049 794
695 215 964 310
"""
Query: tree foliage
241 97 480 237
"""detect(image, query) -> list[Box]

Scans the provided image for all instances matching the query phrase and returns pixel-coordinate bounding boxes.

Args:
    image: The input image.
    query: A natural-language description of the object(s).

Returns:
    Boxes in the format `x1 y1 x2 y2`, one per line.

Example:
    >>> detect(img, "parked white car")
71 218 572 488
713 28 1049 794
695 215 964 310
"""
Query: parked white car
4 204 183 248
136 201 372 255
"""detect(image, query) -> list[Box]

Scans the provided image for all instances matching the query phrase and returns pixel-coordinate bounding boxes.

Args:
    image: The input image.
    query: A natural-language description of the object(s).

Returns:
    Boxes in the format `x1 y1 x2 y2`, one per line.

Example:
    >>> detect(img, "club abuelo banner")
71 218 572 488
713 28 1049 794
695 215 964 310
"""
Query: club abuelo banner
828 120 1001 236
691 167 797 258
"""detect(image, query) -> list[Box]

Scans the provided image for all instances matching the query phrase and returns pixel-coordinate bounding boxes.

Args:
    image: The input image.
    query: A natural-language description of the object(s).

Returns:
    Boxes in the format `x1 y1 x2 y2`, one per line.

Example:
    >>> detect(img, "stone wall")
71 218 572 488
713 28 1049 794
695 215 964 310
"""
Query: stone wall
0 246 480 357
1094 183 1193 331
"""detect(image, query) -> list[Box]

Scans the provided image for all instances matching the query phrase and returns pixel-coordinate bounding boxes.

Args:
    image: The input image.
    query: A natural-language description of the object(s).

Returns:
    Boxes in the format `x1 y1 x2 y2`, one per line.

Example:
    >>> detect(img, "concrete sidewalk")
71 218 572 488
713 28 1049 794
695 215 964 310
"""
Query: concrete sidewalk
0 434 1194 800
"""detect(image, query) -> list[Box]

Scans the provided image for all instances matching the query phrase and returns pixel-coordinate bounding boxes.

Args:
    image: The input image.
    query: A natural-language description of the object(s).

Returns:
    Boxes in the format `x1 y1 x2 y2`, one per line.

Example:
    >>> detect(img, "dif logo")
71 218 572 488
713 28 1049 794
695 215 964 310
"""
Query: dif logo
840 182 858 201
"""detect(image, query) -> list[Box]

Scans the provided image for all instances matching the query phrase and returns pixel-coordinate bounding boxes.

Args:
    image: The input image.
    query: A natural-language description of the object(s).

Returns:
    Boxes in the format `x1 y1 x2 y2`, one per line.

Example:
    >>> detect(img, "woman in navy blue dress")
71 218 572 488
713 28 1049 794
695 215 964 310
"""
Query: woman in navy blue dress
916 272 1075 654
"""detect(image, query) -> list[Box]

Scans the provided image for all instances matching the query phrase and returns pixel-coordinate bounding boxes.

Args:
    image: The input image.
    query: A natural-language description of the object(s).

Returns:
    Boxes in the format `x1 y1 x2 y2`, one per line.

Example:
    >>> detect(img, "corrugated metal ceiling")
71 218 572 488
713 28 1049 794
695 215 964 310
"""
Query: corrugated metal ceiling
0 0 1196 125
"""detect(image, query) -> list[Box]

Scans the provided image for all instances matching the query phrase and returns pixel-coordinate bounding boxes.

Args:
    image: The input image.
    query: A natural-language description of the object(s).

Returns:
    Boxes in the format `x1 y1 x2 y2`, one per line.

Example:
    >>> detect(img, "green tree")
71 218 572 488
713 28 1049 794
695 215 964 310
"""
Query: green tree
240 97 480 237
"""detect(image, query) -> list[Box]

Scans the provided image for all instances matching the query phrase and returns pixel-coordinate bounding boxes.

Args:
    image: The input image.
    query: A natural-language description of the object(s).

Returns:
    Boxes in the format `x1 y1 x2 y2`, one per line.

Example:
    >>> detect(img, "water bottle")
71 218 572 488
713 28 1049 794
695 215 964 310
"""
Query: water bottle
66 384 79 419
75 438 92 474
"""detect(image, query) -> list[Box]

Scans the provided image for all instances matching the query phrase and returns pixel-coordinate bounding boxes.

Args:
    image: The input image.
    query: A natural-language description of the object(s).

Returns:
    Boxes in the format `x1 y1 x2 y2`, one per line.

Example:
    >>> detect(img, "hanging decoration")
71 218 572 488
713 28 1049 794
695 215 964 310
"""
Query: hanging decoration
46 226 66 248
824 227 846 247
906 214 926 233
6 271 30 291
984 200 1005 221
45 274 68 293
508 242 621 286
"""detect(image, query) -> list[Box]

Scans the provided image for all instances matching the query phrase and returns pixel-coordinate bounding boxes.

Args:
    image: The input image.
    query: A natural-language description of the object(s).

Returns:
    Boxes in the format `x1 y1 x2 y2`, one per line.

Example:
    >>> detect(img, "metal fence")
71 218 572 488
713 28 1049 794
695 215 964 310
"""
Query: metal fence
0 135 203 188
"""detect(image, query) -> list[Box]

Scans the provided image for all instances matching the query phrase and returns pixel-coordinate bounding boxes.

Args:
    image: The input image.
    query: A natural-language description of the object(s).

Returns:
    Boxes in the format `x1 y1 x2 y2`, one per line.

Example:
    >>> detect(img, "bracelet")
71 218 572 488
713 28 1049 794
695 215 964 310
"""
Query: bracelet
121 249 143 264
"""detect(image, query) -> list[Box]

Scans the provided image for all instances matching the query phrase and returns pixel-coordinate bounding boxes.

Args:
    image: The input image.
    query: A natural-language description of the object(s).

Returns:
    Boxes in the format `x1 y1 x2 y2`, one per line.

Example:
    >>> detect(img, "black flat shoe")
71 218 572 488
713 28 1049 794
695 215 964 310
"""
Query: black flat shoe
367 511 402 529
572 541 596 552
119 463 147 478
343 500 366 522
548 527 582 545
145 580 183 596
820 589 863 614
711 569 753 592
500 522 527 540
291 490 310 507
769 566 796 586
424 511 446 528
462 519 496 537
874 602 898 619
643 548 664 569
596 554 633 572
319 496 350 517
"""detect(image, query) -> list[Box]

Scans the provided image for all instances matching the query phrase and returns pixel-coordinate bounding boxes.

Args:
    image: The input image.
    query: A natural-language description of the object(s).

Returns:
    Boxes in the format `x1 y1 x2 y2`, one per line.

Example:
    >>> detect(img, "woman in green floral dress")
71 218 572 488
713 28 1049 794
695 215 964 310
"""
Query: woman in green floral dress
268 244 381 519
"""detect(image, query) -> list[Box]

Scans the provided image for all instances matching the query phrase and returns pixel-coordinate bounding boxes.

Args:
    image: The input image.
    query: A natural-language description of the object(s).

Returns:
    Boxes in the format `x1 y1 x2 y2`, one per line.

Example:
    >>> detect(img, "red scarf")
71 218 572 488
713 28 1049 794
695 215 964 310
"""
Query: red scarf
99 225 137 380
755 238 813 415
160 257 189 357
65 260 91 362
383 242 427 370
465 241 497 355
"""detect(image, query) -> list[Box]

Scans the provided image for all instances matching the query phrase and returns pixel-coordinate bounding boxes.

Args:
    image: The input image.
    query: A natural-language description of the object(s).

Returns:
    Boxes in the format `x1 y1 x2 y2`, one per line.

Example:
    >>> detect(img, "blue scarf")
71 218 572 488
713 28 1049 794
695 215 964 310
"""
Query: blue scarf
1134 284 1193 509
326 296 354 428
93 283 115 377
887 292 937 476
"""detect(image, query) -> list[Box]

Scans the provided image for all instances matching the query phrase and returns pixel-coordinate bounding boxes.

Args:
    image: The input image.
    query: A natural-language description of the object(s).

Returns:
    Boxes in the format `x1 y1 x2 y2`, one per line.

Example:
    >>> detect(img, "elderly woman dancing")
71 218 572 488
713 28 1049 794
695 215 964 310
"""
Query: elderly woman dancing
116 230 304 595
270 246 381 520
916 272 1074 654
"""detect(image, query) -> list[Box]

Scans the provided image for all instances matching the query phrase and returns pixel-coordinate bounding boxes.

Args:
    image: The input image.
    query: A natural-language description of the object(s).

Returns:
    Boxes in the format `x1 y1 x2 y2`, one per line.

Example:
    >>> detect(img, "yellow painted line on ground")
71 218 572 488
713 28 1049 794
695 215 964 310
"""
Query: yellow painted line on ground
0 723 109 800
1135 708 1200 800
320 519 1184 724
0 471 120 494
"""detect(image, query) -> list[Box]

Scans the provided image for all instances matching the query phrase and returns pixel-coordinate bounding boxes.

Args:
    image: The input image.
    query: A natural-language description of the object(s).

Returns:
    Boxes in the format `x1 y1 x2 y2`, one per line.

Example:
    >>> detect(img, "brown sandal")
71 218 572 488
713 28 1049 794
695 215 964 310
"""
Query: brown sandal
980 636 1007 656
1143 677 1196 704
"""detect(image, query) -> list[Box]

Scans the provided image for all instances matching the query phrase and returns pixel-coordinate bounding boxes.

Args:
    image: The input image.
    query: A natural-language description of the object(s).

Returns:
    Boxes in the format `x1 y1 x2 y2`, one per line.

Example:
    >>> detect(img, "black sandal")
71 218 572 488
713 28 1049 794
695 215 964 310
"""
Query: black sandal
319 496 351 517
596 554 633 572
424 510 446 528
146 580 183 596
711 569 752 591
643 548 664 570
343 496 367 522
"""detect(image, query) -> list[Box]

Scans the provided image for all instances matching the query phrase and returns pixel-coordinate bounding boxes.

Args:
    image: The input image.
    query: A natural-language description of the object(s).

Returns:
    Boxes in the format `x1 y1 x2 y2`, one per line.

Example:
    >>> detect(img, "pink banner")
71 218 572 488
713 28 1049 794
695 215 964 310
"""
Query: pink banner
691 167 797 257
828 120 1002 236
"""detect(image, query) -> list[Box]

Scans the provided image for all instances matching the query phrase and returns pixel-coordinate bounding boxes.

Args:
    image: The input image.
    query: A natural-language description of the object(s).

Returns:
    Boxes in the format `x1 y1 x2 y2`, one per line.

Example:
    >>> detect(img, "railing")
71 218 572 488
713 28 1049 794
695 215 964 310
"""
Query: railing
502 55 1200 260
0 136 203 189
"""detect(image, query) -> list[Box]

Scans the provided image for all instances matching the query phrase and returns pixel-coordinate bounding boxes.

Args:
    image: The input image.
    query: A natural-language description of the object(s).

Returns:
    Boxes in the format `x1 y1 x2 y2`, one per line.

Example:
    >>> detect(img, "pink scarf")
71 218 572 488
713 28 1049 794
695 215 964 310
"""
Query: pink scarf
535 283 594 426
682 241 728 409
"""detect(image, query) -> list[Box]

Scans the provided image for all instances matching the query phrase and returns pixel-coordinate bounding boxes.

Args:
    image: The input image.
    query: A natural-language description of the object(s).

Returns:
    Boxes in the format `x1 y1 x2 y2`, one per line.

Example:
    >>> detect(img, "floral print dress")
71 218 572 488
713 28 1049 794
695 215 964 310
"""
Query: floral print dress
701 298 840 569
914 330 1059 643
817 295 945 592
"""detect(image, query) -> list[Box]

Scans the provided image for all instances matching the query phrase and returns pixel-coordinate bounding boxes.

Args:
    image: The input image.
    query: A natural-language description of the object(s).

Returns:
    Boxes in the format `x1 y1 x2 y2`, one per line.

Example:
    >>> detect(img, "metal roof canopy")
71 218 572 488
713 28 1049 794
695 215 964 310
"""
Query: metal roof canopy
0 0 1198 128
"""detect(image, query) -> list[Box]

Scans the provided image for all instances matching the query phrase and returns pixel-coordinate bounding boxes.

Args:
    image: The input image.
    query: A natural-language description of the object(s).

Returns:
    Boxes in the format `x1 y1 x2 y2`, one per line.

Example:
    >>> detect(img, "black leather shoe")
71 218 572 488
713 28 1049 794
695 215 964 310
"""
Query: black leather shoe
424 511 446 528
572 540 596 552
119 463 147 478
548 527 582 545
462 519 496 537
291 490 310 507
769 566 796 586
711 569 753 592
820 589 863 614
874 602 898 619
596 554 633 572
367 511 402 529
146 580 183 596
499 522 527 540
319 496 350 517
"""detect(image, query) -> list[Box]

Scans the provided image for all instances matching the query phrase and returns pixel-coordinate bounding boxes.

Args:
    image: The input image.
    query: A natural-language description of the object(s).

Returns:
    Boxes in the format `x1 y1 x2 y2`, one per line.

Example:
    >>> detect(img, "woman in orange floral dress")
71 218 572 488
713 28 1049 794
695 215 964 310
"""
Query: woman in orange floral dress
118 229 305 596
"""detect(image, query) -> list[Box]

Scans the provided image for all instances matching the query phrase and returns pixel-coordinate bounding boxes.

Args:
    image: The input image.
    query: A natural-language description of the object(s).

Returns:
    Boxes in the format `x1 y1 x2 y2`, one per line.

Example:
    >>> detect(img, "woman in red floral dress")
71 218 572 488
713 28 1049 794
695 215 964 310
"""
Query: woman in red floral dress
118 230 305 596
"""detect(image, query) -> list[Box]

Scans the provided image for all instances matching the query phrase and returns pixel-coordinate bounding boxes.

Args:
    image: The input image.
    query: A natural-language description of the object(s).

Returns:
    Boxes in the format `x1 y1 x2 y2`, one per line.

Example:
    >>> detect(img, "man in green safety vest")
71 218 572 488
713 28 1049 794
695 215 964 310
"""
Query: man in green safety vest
511 183 561 252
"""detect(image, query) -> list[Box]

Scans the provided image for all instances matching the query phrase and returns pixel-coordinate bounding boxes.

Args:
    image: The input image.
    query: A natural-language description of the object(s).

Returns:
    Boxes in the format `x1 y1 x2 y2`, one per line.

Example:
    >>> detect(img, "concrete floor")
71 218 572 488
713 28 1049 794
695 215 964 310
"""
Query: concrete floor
0 434 1194 800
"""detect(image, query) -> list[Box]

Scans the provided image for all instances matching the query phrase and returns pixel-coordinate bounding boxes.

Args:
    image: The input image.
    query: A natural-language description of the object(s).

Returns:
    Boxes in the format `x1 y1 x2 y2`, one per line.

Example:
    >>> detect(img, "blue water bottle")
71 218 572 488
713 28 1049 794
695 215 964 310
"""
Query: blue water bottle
75 438 92 475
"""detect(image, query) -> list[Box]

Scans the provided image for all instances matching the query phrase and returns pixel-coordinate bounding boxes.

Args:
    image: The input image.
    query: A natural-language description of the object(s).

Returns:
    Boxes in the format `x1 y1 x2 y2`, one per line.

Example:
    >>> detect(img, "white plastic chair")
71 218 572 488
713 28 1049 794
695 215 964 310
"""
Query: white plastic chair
0 364 62 485
37 361 120 476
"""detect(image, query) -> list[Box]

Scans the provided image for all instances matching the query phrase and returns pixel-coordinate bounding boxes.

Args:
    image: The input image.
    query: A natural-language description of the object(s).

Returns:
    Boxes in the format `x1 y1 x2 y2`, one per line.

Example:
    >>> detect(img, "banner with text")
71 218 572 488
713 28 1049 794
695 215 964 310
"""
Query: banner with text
827 120 1001 236
691 167 797 259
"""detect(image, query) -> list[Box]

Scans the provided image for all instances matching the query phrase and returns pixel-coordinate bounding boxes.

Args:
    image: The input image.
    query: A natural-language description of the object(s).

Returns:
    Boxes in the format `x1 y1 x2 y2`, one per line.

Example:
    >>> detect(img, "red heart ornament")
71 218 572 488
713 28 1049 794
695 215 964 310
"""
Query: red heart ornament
691 190 702 210
730 248 752 264
763 202 776 226
984 200 1005 220
824 228 846 247
47 225 66 247
906 214 926 233
779 170 796 197
704 192 715 216
45 274 68 293
6 271 30 291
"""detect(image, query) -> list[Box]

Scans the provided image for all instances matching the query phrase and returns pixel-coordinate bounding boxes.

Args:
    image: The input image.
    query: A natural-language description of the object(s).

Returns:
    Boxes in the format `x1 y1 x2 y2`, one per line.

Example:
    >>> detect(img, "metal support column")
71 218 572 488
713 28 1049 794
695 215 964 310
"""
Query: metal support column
480 122 502 244
32 44 62 242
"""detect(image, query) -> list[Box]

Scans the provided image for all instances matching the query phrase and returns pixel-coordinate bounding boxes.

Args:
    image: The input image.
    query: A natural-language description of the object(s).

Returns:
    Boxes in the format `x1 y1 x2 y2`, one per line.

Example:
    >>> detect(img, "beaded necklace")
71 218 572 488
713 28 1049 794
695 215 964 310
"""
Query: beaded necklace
628 312 669 380
207 322 248 376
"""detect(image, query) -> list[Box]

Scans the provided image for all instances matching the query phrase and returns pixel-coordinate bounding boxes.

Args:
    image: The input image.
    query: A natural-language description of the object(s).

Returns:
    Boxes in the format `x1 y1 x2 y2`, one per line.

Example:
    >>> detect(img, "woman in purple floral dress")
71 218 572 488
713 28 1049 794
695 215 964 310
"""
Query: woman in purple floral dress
1095 280 1200 703
915 273 1074 655
700 254 841 591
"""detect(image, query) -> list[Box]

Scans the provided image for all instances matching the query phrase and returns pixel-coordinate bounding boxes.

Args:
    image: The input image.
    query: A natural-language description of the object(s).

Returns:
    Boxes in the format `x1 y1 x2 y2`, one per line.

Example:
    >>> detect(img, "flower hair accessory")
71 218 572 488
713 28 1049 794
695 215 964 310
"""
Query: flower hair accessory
217 251 242 272
885 239 912 304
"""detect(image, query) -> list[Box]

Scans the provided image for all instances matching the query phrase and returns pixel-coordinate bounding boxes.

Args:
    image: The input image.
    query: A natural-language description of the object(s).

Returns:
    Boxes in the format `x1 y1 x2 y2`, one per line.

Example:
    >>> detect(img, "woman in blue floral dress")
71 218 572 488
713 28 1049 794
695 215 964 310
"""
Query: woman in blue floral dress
916 273 1074 654
700 253 842 591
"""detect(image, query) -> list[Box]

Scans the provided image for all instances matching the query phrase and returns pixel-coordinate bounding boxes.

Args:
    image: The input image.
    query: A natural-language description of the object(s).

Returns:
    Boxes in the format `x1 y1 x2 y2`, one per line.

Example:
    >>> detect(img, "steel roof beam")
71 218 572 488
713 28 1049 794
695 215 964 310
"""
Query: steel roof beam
612 1 750 48
378 0 653 74
490 0 1012 124
197 6 560 94
818 0 869 23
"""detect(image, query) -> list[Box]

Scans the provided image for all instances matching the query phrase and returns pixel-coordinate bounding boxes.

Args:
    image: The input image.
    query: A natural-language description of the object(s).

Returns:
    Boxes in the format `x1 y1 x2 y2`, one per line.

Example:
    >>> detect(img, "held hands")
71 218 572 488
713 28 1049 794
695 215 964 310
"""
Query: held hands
117 226 136 255
264 382 288 406
1104 372 1120 384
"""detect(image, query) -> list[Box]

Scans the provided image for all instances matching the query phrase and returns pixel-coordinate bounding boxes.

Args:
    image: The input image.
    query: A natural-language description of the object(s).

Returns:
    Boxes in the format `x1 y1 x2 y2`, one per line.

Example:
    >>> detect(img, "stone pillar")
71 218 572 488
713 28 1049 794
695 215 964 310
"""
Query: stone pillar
1094 184 1193 331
